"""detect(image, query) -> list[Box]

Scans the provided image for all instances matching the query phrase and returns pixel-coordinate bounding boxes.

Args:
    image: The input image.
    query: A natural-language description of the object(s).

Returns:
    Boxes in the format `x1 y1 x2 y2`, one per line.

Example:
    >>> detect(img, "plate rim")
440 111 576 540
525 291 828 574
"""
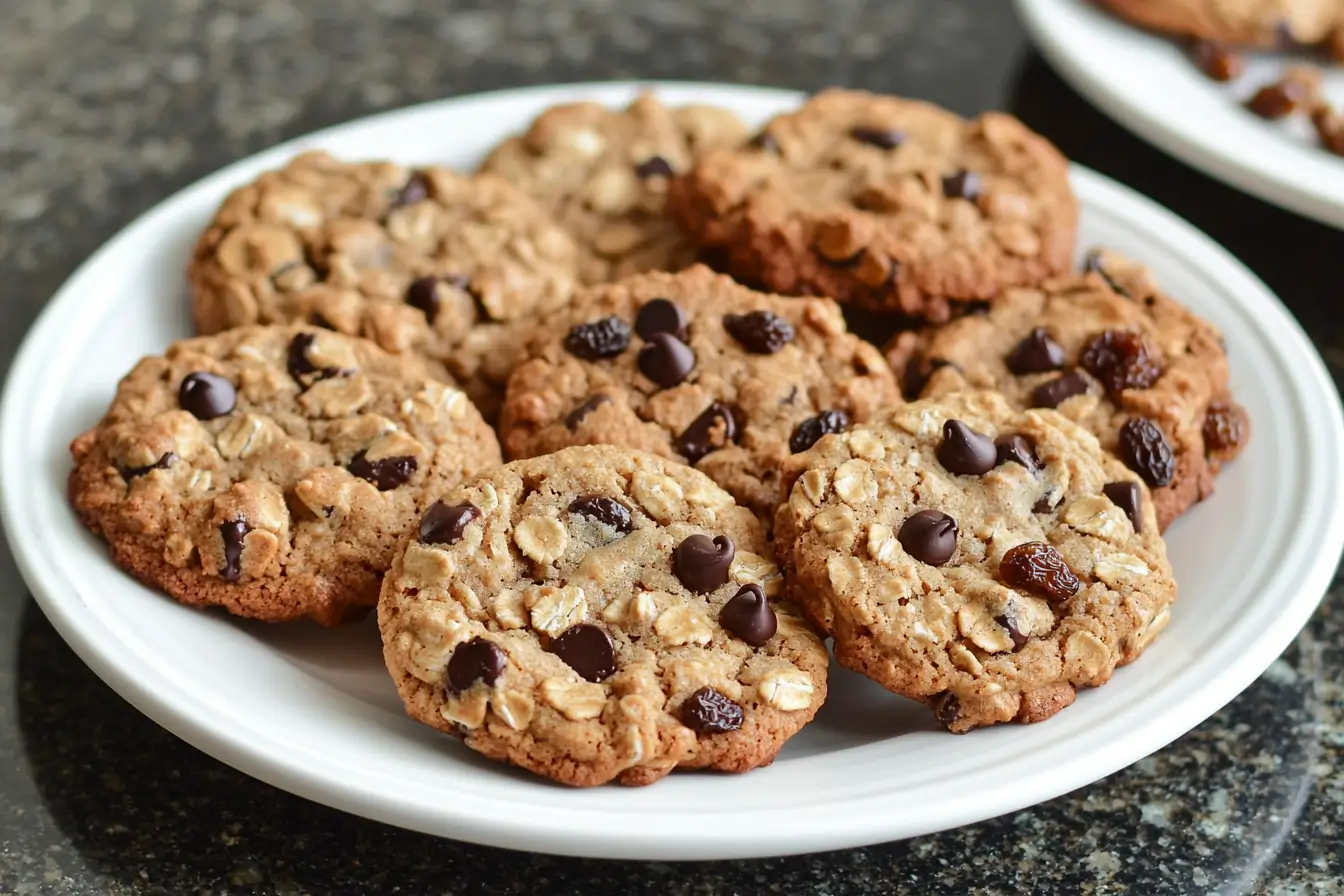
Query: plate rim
1014 0 1344 230
3 80 1342 860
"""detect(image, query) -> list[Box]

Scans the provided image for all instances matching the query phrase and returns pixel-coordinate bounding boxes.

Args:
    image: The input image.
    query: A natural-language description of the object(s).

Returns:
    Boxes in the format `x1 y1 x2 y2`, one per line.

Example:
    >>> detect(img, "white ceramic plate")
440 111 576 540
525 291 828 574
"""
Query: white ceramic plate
2 82 1341 861
1016 0 1344 229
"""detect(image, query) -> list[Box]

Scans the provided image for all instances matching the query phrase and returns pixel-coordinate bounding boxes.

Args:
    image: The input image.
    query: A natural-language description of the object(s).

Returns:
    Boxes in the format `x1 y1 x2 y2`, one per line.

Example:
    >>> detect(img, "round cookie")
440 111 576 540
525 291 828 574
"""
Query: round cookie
69 325 501 625
885 250 1249 531
479 92 749 283
498 265 901 520
189 151 582 417
378 446 827 787
775 391 1176 734
1095 0 1344 53
667 89 1078 321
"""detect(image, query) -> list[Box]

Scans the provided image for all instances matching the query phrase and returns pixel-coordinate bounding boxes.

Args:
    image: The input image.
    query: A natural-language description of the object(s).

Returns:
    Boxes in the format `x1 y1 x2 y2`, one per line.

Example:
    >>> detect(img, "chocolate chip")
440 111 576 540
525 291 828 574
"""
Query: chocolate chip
995 434 1040 475
1079 330 1162 397
1191 40 1243 81
999 542 1080 603
406 276 443 324
286 333 348 384
1247 81 1308 120
565 394 612 429
120 452 177 480
565 316 632 360
220 519 249 582
1082 250 1130 297
723 310 794 354
942 169 982 201
931 692 961 732
637 332 695 388
1030 369 1092 408
718 583 777 646
937 420 997 476
549 624 616 682
568 495 634 534
673 534 735 594
903 356 961 399
1103 481 1144 533
1033 488 1062 515
1006 327 1066 375
178 371 236 420
391 171 431 209
1118 417 1175 487
849 126 905 149
680 687 744 733
634 298 687 341
898 510 958 566
677 401 738 463
789 409 851 454
995 610 1030 650
347 451 417 490
750 132 781 154
635 156 675 179
309 311 337 330
419 500 479 545
446 637 506 693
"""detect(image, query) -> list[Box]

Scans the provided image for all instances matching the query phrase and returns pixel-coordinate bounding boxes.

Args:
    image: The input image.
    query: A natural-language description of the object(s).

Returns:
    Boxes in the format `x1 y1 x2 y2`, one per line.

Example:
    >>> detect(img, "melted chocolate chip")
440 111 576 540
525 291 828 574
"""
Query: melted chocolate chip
634 298 687 341
637 333 695 388
347 451 417 490
723 310 794 354
680 687 744 733
850 126 906 149
565 316 632 360
1103 481 1144 533
568 495 634 534
219 520 249 582
120 452 177 481
565 394 612 429
937 420 997 476
789 409 851 454
1030 369 1092 408
419 501 479 545
1005 328 1066 375
673 534 735 594
898 510 958 566
677 401 738 463
549 624 616 682
178 371 237 420
942 169 982 201
994 434 1040 475
635 156 675 179
446 637 506 693
718 583 777 646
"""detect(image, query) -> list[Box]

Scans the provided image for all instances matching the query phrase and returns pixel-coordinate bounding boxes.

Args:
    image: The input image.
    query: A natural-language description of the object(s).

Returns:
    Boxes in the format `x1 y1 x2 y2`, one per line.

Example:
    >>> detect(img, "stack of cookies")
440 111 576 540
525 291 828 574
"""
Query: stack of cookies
69 89 1249 787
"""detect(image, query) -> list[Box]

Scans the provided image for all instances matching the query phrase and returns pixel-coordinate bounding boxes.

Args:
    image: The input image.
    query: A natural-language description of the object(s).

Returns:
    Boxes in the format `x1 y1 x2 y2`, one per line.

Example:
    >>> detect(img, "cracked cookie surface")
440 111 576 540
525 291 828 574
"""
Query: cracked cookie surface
498 265 901 520
69 325 501 624
189 151 582 417
668 89 1077 321
775 391 1176 734
378 445 827 786
885 252 1249 530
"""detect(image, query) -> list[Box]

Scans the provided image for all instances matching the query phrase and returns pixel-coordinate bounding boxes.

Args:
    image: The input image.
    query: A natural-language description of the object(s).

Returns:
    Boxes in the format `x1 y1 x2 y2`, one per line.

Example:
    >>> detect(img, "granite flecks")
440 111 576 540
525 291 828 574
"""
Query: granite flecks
2 0 1343 893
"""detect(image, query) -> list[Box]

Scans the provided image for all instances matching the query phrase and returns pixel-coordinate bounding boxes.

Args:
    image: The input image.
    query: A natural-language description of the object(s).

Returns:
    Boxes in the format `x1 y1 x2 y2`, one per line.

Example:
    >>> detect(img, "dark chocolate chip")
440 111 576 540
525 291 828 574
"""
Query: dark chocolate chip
996 610 1030 651
1117 417 1175 487
718 583 777 646
568 495 634 534
931 692 961 732
1000 541 1080 603
635 156 675 179
637 332 695 388
391 171 431 209
120 452 177 481
220 520 249 582
446 637 506 693
723 310 794 354
406 276 442 324
995 434 1040 475
942 169 982 201
549 624 616 682
419 500 479 545
898 510 958 566
178 371 236 420
903 356 961 399
789 409 851 454
286 332 348 384
1005 327 1066 375
1103 481 1144 534
565 394 612 429
634 298 687 341
673 534 735 594
1030 369 1092 408
347 451 417 490
937 420 997 476
849 126 906 149
565 316 632 360
680 687 744 733
677 401 738 463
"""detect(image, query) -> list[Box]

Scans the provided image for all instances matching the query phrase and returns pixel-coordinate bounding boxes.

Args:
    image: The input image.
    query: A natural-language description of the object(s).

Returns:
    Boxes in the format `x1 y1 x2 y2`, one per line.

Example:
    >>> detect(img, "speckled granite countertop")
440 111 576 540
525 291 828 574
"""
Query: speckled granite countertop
1 1 1341 893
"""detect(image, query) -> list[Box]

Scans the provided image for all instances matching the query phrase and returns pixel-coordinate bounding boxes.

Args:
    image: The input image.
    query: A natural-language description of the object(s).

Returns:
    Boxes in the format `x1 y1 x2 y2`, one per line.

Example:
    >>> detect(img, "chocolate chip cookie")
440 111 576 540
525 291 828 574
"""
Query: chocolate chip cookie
498 265 901 520
885 251 1249 531
1096 0 1344 54
69 325 501 625
379 445 827 786
775 391 1176 734
479 92 749 282
667 89 1078 321
189 151 582 417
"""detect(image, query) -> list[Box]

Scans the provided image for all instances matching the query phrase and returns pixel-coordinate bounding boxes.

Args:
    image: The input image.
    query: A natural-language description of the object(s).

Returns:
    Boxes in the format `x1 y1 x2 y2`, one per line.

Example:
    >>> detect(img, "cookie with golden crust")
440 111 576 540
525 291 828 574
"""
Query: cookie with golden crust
379 446 827 786
1096 0 1344 52
775 392 1176 734
69 325 501 625
668 89 1077 321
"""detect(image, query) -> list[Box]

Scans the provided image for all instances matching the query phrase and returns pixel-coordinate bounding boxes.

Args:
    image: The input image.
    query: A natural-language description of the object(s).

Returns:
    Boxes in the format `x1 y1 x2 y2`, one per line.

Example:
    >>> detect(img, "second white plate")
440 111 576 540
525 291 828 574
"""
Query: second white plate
2 82 1342 860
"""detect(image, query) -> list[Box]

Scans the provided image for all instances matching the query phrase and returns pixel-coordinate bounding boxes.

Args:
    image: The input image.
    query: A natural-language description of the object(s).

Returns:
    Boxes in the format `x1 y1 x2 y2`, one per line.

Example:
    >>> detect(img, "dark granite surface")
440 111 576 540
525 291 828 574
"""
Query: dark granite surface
1 1 1341 893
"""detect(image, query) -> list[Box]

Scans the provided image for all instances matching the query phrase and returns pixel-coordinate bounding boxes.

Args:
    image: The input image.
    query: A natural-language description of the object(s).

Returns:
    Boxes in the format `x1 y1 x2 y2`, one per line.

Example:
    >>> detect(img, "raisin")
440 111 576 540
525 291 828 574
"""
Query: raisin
931 693 961 732
1079 330 1162 397
1118 417 1175 487
723 310 795 354
1202 400 1248 462
999 541 1080 603
789 409 851 454
680 687 744 733
1191 40 1243 82
564 316 631 360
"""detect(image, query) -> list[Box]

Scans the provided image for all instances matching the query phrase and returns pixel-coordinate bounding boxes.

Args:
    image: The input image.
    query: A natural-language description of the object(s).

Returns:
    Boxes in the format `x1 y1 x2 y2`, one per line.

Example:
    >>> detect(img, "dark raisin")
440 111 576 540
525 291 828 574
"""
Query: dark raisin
1079 330 1162 397
789 410 851 454
680 687 744 733
1203 400 1249 462
931 693 961 732
564 316 631 360
723 310 794 354
1191 40 1243 81
1117 417 1176 487
999 541 1080 603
